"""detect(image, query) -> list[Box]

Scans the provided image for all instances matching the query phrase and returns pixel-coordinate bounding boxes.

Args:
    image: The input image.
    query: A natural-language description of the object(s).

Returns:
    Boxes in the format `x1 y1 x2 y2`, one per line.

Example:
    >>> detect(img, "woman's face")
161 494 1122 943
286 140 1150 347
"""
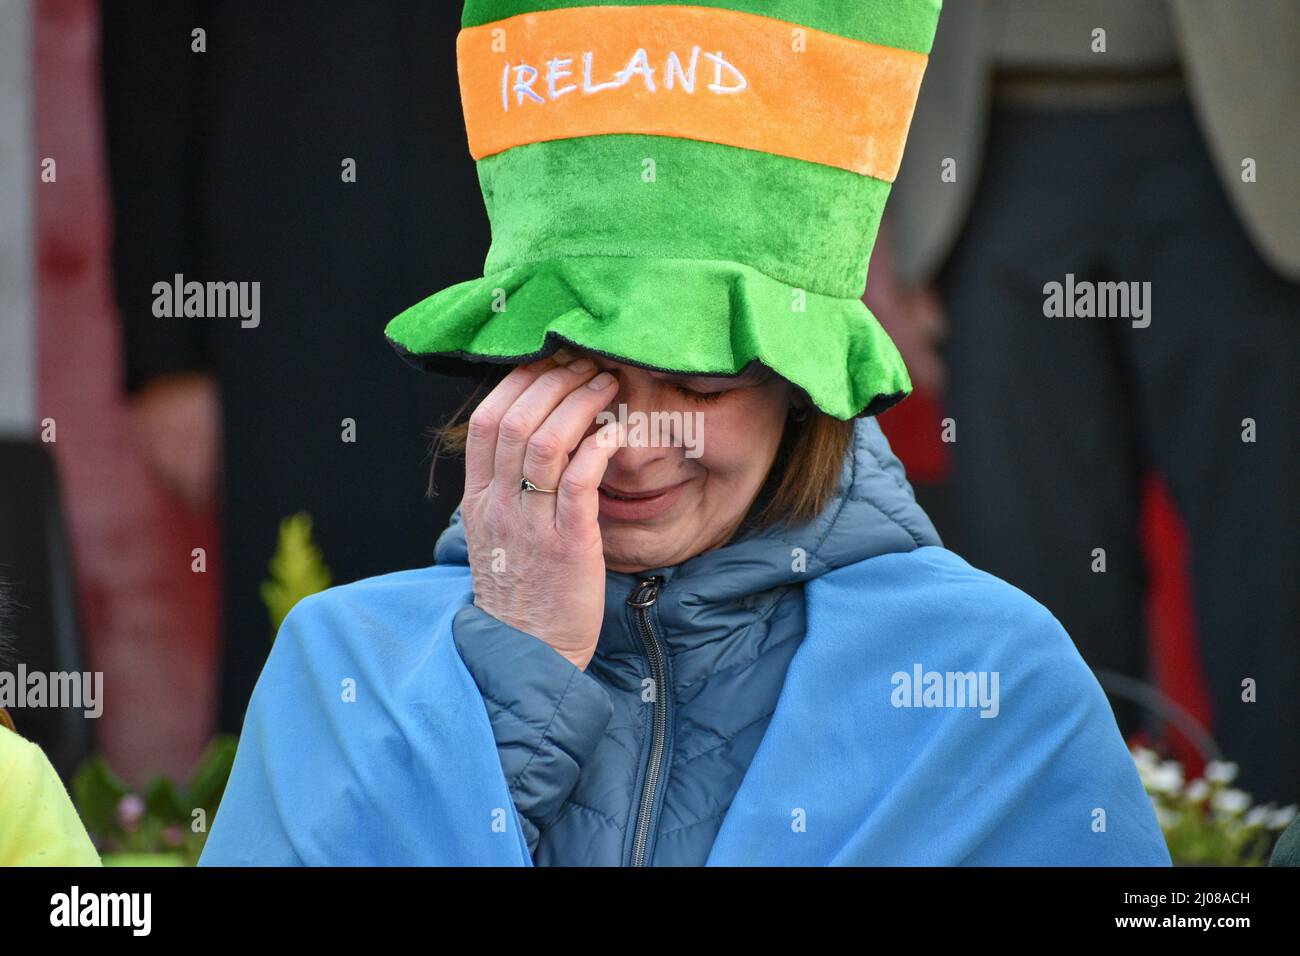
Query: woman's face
580 353 794 573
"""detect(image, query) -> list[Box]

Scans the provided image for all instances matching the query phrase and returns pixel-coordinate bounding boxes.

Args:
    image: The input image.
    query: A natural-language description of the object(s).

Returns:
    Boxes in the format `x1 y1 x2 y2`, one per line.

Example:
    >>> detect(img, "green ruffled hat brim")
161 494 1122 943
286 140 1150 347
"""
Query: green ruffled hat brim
385 256 910 420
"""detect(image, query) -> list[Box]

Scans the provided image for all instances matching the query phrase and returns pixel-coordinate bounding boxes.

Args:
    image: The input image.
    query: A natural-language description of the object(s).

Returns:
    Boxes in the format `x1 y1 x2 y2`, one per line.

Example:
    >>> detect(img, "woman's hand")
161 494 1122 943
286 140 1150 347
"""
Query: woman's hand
460 351 622 671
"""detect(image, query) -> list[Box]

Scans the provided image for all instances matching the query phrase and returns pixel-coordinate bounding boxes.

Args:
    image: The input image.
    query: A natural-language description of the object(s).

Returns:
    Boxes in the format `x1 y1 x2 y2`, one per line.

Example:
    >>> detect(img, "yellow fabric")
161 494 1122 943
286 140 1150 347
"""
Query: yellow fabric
0 726 102 866
458 4 928 179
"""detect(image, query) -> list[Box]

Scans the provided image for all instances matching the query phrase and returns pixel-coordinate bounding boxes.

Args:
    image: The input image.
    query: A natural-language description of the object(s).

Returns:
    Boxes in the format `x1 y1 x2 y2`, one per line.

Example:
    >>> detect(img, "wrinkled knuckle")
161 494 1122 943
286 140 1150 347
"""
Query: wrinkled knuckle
539 364 573 386
466 406 498 440
525 429 564 463
497 411 532 444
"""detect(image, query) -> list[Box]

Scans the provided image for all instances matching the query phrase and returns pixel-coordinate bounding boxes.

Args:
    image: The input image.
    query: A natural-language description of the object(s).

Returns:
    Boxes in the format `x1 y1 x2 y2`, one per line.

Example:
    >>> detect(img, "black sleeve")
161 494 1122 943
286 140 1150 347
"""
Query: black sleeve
100 0 212 393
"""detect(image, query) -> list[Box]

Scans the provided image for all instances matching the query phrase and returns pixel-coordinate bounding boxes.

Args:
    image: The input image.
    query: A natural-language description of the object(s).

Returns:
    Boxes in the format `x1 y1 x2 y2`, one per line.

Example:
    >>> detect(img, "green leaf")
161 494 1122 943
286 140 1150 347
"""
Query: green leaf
187 734 238 815
71 756 130 836
261 511 332 636
143 775 189 823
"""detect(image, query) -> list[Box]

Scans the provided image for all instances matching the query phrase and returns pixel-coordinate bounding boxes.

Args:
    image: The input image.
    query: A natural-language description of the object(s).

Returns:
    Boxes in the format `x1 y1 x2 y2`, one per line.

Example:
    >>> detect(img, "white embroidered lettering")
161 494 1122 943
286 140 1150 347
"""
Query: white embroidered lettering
512 63 545 105
546 56 577 98
704 50 747 93
664 46 700 93
615 47 657 92
581 51 622 93
495 46 746 109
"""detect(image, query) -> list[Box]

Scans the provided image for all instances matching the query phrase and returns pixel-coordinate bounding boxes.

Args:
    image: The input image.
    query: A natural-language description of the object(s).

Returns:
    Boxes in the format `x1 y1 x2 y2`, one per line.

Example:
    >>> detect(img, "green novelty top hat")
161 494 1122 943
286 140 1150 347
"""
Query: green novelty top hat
385 0 941 419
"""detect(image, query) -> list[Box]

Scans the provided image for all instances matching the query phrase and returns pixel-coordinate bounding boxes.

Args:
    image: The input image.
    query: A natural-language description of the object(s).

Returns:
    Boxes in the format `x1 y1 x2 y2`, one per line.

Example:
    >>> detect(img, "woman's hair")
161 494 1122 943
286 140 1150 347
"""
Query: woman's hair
425 366 854 531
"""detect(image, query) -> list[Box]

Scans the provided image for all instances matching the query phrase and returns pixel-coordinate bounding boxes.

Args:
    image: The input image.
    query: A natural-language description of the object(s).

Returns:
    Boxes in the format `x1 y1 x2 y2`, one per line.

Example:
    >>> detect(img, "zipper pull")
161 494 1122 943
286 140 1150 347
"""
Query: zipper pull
627 575 662 608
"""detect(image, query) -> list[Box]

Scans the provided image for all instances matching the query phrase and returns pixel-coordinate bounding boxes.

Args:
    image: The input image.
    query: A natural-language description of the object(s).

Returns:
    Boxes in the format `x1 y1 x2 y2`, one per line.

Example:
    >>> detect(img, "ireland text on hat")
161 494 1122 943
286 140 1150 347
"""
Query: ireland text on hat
503 46 747 110
456 4 928 179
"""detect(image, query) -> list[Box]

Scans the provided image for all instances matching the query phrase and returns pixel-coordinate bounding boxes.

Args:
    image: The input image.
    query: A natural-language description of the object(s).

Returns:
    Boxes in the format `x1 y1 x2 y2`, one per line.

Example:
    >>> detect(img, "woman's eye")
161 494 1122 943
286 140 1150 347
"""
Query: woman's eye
673 385 726 403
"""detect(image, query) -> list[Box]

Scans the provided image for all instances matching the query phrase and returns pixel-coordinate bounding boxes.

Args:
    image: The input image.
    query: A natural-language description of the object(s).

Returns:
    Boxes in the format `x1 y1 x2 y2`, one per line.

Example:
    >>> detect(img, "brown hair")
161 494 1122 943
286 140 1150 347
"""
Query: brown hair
426 368 854 532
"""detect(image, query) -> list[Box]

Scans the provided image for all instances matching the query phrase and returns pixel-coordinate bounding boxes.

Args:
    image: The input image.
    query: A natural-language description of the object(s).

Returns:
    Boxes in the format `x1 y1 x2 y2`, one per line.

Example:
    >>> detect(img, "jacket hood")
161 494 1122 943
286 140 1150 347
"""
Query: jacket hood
433 416 940 628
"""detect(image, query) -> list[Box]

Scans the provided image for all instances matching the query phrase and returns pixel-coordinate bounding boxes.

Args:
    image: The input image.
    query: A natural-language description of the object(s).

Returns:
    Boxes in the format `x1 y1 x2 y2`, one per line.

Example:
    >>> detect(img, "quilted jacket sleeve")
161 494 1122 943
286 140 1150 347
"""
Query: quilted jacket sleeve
451 603 614 854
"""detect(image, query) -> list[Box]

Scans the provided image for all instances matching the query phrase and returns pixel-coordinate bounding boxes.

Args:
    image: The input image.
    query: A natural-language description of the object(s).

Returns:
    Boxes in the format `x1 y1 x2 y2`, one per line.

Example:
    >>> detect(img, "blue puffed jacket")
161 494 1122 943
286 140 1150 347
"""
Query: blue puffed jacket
200 418 1171 866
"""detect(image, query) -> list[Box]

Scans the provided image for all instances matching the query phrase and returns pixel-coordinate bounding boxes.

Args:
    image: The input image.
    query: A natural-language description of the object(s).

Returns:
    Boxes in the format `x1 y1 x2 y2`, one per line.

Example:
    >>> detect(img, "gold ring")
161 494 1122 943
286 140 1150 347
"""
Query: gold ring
520 477 558 494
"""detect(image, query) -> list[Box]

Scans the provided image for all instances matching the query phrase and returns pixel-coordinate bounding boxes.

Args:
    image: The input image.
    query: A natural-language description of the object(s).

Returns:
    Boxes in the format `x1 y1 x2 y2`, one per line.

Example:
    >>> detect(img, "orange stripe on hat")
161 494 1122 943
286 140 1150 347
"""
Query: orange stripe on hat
457 4 928 181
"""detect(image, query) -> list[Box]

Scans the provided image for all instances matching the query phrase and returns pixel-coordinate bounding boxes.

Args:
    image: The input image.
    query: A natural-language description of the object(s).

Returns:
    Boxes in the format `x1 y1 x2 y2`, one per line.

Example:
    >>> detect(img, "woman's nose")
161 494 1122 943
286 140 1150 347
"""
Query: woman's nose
609 430 673 470
596 392 682 468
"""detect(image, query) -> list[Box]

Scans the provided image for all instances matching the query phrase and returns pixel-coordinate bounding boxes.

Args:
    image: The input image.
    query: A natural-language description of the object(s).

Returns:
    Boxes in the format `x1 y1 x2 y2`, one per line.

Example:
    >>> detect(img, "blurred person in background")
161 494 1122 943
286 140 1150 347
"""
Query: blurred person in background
100 2 488 732
876 0 1300 804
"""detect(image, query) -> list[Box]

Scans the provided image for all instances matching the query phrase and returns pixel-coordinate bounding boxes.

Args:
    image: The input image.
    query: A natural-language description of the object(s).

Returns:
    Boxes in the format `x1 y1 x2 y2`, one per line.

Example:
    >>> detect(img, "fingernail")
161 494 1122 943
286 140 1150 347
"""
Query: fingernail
568 357 594 374
552 348 576 364
587 371 615 389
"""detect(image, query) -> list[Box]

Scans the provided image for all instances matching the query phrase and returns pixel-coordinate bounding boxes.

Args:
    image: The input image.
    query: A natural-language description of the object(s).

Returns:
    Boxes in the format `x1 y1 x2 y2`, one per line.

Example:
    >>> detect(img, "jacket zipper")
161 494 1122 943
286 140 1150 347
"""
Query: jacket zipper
627 575 667 867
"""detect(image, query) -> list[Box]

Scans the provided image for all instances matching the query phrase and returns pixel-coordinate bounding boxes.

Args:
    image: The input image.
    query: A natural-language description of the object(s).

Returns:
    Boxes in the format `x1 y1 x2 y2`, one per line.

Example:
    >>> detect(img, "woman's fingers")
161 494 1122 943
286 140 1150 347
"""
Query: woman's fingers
490 355 603 497
555 420 624 537
460 350 615 673
463 356 561 496
519 369 619 497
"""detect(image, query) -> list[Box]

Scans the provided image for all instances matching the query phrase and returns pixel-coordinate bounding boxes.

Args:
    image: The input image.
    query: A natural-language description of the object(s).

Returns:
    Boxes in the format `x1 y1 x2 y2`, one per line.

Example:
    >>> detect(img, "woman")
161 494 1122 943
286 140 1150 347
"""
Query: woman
201 0 1171 866
0 713 101 866
0 591 101 867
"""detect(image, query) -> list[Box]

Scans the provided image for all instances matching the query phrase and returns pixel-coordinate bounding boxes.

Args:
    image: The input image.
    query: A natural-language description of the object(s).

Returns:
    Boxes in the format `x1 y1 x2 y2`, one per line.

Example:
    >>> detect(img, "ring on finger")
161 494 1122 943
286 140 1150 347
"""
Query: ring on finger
520 477 558 494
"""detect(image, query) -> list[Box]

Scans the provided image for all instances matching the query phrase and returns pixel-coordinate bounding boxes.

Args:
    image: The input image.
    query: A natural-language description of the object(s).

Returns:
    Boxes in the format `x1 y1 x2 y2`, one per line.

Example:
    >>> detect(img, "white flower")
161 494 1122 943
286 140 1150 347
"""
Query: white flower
1184 779 1211 802
1131 747 1160 772
1204 760 1239 784
1147 760 1185 795
1269 805 1299 829
1244 806 1271 827
1211 788 1251 815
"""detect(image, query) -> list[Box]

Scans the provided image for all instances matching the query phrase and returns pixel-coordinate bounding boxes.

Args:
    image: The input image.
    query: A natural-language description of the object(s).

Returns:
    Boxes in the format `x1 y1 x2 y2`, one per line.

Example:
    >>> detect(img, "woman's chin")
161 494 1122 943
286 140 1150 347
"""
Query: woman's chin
601 526 686 574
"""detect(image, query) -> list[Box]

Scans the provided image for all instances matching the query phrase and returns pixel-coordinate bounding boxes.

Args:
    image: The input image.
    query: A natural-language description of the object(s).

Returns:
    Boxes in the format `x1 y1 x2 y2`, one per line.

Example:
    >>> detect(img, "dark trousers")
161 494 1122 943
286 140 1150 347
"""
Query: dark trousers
937 99 1300 805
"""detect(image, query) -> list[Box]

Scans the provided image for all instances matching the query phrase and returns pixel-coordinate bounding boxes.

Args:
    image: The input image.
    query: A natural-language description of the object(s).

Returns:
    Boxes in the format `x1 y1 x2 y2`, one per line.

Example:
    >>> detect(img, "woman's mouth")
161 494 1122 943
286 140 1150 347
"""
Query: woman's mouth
598 480 689 521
